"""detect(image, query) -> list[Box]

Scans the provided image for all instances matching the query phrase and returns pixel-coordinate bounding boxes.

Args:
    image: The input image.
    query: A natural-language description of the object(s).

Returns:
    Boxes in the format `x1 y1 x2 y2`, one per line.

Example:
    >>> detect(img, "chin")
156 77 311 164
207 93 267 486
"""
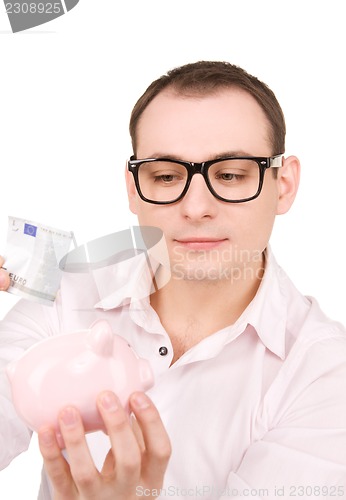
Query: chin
171 262 237 283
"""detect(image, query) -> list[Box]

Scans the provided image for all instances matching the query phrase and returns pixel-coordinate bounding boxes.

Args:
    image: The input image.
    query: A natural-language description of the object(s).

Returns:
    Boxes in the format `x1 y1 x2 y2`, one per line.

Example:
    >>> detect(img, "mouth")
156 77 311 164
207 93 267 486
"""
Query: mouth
174 238 228 250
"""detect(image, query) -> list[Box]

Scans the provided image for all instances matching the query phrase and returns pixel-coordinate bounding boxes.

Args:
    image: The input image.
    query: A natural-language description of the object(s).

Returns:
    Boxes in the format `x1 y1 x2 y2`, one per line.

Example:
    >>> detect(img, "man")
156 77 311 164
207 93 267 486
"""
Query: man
1 61 346 499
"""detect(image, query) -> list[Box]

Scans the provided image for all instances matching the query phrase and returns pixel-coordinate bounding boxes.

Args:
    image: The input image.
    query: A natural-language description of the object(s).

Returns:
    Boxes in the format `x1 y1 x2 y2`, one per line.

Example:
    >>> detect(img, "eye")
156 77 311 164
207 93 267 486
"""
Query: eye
154 173 180 183
215 171 246 183
139 161 187 185
216 172 245 181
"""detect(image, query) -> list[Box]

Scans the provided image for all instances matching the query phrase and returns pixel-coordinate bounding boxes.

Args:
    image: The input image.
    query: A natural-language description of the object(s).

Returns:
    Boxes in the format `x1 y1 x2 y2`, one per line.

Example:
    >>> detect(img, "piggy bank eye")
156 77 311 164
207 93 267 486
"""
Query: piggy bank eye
126 342 140 359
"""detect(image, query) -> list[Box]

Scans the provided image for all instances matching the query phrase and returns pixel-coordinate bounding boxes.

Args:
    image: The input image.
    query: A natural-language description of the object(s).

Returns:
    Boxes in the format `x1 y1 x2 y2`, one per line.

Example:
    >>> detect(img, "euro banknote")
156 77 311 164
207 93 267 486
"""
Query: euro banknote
4 216 75 306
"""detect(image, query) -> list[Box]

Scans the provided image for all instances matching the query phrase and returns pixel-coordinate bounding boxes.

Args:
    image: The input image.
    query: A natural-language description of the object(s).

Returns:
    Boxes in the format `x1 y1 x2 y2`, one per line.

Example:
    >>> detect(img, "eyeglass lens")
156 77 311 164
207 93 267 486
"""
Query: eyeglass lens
137 159 261 202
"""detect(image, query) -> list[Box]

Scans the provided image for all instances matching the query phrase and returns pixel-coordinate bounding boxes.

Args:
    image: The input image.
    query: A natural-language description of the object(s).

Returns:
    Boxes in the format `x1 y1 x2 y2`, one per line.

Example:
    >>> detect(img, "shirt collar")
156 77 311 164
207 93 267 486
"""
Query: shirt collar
243 246 287 360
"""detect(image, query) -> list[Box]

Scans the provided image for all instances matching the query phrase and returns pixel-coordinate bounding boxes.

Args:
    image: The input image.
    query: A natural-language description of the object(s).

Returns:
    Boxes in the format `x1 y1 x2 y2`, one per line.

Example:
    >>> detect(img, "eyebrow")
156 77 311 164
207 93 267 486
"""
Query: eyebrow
213 151 257 159
144 151 257 161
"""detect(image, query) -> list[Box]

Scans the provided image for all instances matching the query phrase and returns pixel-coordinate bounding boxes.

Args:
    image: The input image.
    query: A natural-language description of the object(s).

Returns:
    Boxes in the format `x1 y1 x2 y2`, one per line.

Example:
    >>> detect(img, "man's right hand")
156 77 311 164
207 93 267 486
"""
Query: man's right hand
38 391 171 500
0 256 10 291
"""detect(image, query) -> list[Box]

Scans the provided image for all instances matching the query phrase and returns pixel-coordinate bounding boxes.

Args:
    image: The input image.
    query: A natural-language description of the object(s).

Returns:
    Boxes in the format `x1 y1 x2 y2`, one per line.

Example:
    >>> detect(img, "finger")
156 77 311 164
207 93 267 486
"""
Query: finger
58 406 101 496
0 257 10 291
38 427 77 500
130 392 171 485
97 392 141 489
100 448 115 478
131 414 145 454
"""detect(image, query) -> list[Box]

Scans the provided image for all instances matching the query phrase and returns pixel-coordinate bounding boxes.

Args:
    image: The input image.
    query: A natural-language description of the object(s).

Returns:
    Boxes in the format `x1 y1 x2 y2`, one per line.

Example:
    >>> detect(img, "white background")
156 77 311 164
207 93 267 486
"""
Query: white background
0 0 345 497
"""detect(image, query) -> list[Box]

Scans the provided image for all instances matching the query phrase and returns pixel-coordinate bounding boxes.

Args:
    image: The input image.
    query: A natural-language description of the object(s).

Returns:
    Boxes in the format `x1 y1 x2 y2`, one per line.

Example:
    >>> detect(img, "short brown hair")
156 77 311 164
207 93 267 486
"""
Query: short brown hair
129 60 286 157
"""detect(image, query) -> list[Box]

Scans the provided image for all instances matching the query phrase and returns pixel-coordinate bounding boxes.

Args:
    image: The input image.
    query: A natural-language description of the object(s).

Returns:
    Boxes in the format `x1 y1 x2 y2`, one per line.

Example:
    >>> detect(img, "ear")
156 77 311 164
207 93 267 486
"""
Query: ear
125 161 138 215
87 320 113 357
276 155 300 215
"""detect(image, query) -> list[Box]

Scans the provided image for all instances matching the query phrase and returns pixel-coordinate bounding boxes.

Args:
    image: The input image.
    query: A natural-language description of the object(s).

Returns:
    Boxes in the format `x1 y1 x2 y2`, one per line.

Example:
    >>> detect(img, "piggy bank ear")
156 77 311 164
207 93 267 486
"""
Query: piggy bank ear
87 320 113 356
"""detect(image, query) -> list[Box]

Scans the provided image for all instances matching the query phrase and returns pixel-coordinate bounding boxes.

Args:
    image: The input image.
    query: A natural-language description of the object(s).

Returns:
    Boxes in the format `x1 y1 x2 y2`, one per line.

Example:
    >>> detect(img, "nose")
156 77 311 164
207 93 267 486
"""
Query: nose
179 173 218 220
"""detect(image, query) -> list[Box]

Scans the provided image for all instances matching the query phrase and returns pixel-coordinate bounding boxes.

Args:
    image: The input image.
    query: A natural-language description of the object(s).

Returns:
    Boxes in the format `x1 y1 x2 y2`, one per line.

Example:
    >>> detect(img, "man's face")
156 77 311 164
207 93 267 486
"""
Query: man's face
126 88 284 282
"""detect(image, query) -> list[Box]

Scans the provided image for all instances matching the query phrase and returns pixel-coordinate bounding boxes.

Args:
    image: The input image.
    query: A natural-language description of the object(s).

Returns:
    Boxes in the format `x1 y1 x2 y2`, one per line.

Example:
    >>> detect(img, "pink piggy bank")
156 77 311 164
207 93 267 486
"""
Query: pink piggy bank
6 320 154 443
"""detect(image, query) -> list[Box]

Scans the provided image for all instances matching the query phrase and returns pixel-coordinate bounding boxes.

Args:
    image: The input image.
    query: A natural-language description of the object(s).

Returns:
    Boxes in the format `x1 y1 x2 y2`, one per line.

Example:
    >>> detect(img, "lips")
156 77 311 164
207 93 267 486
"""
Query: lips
174 238 227 250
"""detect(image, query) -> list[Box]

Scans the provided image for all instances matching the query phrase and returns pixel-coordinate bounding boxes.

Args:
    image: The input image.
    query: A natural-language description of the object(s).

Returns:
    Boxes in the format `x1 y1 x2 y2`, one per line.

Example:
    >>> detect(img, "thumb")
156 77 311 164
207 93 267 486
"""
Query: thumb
0 257 10 291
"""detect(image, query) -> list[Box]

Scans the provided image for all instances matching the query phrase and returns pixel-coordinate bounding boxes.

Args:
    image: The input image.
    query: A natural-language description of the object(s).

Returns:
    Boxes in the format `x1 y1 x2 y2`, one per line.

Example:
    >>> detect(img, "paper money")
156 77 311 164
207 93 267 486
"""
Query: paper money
4 216 75 306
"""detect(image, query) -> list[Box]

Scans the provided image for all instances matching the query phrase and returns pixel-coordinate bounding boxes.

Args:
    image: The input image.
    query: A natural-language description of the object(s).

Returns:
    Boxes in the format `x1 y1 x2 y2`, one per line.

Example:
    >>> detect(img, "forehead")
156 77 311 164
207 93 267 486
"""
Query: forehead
136 88 272 160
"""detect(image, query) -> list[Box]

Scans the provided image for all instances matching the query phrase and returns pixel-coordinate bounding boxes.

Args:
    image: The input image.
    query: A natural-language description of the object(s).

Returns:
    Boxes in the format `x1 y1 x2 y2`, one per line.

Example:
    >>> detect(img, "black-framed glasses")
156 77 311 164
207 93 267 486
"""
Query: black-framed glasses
127 154 284 205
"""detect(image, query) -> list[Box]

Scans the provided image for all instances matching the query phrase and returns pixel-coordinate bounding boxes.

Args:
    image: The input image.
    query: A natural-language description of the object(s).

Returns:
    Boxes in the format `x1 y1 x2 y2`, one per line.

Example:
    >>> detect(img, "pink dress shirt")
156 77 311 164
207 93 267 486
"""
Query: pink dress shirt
0 247 345 499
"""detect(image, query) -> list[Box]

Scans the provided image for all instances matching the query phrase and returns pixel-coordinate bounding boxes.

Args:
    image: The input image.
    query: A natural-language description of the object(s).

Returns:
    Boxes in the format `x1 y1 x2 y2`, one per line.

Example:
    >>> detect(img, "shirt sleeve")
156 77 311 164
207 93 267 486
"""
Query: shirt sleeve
223 334 346 499
0 298 60 470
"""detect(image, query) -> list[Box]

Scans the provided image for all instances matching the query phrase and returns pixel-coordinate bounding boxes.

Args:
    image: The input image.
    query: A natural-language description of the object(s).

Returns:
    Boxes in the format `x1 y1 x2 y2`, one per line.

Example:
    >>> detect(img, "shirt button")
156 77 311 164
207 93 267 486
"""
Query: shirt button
159 346 168 356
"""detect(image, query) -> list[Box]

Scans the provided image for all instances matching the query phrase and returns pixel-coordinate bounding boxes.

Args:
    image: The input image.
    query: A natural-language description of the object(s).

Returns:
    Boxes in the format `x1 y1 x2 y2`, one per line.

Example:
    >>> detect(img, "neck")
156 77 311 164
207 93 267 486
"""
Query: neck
150 252 265 362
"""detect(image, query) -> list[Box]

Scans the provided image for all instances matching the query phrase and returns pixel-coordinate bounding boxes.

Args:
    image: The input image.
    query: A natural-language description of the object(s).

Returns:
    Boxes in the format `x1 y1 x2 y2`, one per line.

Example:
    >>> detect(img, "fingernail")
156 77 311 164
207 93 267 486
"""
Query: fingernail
60 407 78 427
100 392 119 412
131 392 150 410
